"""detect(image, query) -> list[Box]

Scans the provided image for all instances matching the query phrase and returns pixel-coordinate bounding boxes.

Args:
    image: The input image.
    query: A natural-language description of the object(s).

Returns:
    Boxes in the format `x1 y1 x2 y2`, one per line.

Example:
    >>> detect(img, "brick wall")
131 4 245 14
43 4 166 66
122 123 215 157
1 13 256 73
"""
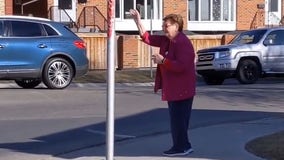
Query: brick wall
236 0 265 30
163 0 188 29
4 0 12 15
118 35 139 69
5 0 284 31
77 0 107 22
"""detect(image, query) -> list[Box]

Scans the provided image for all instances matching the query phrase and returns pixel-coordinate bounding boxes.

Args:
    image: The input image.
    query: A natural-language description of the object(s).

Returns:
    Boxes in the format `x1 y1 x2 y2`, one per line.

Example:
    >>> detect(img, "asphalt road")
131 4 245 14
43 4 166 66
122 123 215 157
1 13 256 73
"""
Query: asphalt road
0 78 283 159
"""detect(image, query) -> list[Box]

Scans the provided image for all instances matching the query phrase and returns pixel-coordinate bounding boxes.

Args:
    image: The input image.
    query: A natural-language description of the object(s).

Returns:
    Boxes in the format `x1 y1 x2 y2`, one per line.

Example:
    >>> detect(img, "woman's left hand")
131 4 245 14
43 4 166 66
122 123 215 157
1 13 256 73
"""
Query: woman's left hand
152 53 164 64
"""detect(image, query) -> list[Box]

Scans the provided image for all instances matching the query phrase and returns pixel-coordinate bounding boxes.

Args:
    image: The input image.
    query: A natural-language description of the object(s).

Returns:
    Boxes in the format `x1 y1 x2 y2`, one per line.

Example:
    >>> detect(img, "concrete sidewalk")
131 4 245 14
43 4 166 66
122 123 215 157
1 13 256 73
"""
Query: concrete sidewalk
8 117 283 160
1 82 284 160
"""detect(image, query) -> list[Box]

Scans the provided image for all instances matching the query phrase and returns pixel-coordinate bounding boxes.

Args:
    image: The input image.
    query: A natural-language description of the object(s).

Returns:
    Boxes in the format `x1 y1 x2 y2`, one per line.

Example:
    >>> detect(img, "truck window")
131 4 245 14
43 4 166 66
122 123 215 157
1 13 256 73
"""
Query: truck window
265 30 284 45
230 29 267 45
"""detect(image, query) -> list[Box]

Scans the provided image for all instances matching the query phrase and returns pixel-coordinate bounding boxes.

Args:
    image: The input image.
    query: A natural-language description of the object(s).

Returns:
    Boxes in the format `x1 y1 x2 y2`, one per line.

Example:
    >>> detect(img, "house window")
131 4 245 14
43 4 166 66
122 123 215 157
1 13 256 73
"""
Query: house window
115 0 161 20
201 0 210 21
188 0 235 21
115 0 120 18
136 0 145 19
269 0 278 12
213 0 221 21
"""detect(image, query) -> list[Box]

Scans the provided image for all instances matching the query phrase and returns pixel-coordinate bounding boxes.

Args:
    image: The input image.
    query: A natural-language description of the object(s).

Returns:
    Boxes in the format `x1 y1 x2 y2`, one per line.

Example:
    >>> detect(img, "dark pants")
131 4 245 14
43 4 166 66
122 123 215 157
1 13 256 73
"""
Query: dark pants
167 97 193 151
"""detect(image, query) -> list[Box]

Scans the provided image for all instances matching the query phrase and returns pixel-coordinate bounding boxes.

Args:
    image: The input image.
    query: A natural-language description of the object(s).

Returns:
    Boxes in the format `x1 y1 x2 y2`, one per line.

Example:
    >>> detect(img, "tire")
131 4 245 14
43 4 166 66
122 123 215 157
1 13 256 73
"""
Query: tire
202 75 225 85
42 58 74 89
15 79 41 89
236 59 260 84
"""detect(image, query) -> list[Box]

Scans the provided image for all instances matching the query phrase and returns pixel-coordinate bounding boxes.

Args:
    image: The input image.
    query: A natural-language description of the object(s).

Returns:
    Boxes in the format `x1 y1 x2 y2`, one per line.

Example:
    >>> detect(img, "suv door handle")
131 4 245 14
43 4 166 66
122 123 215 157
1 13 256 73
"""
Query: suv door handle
0 44 5 48
37 44 47 48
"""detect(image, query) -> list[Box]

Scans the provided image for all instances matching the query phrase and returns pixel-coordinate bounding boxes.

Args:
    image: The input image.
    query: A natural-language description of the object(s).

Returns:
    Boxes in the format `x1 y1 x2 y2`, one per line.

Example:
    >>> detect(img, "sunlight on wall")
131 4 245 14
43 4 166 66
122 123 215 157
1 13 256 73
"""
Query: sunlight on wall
0 0 4 15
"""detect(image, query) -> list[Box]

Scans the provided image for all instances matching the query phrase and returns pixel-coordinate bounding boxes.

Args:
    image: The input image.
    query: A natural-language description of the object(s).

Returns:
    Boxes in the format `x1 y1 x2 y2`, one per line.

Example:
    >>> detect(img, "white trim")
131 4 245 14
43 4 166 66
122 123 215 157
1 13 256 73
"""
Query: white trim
198 0 201 21
210 0 213 21
220 0 224 21
115 20 236 32
115 19 162 31
229 0 232 21
188 21 236 31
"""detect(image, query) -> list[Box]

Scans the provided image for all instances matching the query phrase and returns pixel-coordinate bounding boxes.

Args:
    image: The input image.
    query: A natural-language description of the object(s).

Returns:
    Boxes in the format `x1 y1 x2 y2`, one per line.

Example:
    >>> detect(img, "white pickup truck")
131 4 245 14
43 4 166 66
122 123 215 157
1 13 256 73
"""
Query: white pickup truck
196 27 284 85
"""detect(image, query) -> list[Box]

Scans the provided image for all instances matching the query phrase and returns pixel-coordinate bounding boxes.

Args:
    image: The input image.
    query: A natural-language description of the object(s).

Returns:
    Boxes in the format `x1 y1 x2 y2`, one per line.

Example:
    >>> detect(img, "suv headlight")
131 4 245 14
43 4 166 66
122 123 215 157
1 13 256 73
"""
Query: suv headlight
216 51 231 59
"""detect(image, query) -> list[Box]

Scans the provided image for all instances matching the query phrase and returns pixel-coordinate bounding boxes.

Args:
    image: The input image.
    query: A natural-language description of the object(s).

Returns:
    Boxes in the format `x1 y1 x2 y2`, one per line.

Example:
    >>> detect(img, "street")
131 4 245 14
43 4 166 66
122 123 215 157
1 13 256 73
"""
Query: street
0 78 283 160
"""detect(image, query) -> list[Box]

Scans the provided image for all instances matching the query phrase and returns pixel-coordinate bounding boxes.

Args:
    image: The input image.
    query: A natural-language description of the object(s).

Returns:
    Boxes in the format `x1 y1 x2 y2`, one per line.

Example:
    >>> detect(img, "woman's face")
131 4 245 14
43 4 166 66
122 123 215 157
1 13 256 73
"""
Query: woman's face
162 20 178 40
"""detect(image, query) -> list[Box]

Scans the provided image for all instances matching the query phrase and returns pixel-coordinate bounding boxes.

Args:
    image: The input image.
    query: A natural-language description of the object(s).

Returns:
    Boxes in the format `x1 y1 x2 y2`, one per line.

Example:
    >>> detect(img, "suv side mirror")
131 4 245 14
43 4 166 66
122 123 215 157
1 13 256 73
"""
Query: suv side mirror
263 39 273 46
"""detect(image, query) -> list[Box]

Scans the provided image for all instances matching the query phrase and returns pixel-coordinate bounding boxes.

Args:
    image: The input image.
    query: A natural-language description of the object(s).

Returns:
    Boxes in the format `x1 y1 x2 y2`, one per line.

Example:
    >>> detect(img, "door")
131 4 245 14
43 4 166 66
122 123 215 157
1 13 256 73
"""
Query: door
265 0 282 25
0 20 7 77
263 30 284 72
0 20 51 76
53 0 76 22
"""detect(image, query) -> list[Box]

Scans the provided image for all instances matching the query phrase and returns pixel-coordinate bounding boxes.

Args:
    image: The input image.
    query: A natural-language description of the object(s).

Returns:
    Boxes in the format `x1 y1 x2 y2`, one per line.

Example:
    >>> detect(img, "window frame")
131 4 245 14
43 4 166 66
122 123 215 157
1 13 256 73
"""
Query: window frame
115 0 163 31
115 0 162 20
7 20 44 37
264 30 284 45
188 0 235 22
0 21 4 37
187 0 236 31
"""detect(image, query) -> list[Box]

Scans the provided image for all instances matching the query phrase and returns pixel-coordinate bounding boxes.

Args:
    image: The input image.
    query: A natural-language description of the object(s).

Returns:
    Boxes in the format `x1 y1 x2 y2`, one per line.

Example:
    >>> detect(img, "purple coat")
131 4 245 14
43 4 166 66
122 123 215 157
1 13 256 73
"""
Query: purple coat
141 32 196 101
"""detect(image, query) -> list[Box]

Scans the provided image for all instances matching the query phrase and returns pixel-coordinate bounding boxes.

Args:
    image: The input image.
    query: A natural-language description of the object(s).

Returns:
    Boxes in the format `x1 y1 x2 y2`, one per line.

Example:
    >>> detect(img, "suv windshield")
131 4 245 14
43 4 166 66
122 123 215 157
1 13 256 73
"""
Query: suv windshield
230 29 267 45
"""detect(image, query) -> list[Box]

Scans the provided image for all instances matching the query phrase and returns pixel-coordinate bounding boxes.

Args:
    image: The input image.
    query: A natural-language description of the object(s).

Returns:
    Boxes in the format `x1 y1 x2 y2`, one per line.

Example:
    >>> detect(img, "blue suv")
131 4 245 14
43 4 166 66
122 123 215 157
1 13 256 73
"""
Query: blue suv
0 16 88 89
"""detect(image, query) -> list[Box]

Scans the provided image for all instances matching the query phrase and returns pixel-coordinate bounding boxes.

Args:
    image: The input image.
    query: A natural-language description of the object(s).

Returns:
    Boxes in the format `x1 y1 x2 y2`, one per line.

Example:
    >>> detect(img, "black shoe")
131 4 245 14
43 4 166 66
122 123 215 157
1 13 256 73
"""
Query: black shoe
163 147 194 157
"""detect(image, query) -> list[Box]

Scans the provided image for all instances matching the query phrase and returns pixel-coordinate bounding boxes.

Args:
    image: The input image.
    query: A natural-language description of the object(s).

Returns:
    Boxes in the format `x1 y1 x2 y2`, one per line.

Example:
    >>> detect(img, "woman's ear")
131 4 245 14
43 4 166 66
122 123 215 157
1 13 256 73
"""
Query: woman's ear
175 24 179 32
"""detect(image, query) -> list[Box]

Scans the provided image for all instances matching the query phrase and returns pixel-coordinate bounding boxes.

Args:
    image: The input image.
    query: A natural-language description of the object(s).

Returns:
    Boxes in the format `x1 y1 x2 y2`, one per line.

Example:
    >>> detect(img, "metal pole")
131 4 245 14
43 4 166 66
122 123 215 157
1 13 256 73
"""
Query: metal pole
268 0 270 27
150 8 153 78
106 0 115 160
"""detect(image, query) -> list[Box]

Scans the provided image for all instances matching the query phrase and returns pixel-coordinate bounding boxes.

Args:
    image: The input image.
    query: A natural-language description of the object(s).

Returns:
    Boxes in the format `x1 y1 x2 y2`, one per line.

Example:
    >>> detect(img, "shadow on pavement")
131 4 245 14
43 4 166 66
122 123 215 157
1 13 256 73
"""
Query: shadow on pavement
0 108 283 159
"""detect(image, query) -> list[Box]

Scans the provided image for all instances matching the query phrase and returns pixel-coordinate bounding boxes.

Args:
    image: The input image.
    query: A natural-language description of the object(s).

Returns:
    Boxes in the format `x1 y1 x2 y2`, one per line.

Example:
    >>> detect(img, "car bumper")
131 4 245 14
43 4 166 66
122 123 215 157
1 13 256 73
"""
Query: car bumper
197 69 235 78
75 64 89 77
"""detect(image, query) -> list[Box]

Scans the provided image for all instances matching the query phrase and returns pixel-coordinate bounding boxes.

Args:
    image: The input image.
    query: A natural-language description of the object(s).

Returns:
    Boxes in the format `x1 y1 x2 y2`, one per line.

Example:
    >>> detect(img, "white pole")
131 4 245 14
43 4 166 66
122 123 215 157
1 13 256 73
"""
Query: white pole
106 0 115 160
150 4 153 78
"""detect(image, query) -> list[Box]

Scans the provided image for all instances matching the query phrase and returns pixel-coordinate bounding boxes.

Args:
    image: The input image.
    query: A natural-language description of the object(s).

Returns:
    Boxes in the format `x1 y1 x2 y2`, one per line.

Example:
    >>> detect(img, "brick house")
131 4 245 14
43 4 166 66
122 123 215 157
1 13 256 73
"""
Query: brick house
0 0 284 69
1 0 283 32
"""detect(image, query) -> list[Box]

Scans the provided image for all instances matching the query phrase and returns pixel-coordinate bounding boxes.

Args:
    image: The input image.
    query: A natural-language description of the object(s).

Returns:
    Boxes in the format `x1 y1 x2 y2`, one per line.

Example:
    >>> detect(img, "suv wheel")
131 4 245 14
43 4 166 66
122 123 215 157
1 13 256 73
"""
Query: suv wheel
43 58 74 89
15 79 41 88
202 75 225 85
237 59 260 84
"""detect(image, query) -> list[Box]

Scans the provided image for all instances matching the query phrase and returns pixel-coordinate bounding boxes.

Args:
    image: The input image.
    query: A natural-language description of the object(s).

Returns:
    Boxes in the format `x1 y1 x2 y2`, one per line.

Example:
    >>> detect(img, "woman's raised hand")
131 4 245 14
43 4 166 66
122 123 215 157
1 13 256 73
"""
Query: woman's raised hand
129 9 146 36
129 9 141 22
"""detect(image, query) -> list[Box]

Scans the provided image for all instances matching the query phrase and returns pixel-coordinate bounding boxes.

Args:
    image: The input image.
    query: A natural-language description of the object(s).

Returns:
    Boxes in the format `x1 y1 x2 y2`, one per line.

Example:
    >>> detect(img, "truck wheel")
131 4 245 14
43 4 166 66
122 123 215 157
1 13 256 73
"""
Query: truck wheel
202 75 225 85
42 58 74 89
237 59 260 84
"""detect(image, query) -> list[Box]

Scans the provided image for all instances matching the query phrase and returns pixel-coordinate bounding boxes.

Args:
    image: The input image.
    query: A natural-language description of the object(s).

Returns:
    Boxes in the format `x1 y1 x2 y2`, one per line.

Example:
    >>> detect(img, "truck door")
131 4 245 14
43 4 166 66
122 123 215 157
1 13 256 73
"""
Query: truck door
263 30 284 72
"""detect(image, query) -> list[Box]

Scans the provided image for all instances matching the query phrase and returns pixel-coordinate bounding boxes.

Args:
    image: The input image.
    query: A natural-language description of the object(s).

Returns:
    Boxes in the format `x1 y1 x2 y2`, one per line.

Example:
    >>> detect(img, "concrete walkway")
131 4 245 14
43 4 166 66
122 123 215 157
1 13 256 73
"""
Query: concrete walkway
5 117 284 160
1 82 284 160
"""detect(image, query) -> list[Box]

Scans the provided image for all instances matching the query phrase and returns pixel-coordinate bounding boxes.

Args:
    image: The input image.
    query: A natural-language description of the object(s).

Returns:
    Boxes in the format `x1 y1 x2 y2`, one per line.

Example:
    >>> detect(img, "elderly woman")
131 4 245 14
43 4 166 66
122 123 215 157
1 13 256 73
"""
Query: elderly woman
130 9 196 157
